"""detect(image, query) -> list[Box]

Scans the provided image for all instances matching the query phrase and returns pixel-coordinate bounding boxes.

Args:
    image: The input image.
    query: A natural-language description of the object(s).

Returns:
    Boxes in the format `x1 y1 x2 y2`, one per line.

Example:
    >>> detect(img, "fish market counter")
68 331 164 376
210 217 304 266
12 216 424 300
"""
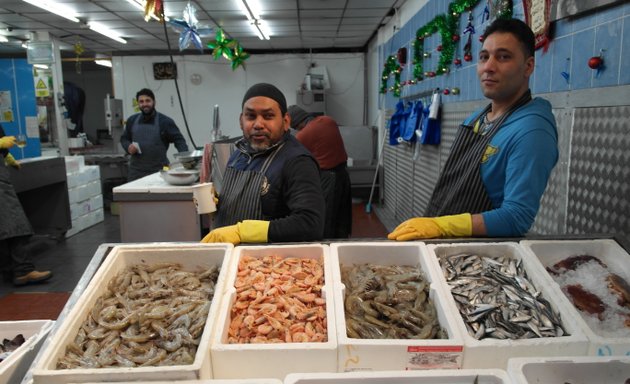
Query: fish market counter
112 172 203 242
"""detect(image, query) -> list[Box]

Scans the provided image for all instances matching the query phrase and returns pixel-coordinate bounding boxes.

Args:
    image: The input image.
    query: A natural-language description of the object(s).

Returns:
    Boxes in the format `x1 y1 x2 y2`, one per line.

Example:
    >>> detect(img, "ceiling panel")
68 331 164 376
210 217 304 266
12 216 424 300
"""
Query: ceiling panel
0 0 401 57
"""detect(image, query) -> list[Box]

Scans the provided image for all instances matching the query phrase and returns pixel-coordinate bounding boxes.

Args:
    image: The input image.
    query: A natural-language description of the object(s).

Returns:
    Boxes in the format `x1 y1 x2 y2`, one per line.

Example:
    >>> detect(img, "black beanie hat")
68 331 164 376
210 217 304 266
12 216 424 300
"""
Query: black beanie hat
136 88 155 101
242 83 287 116
287 105 310 128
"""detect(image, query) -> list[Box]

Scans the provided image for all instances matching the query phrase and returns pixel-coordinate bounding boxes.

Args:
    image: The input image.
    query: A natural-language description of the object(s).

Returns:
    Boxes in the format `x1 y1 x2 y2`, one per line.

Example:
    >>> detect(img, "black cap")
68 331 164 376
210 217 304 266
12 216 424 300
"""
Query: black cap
241 83 287 116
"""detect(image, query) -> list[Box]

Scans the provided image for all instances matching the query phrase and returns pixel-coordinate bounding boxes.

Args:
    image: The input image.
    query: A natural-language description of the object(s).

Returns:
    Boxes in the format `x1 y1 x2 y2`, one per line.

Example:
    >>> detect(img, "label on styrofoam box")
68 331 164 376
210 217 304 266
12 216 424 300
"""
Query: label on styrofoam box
426 242 590 369
210 244 337 380
0 320 54 384
69 195 103 220
507 355 630 384
285 369 512 384
32 243 233 384
520 239 630 356
330 242 464 372
64 155 85 174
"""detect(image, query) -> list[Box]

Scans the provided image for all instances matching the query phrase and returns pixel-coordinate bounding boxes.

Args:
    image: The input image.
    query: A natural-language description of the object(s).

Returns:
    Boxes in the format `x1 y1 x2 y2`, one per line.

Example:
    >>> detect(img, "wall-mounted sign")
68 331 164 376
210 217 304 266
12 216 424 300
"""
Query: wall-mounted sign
153 62 177 80
27 41 55 64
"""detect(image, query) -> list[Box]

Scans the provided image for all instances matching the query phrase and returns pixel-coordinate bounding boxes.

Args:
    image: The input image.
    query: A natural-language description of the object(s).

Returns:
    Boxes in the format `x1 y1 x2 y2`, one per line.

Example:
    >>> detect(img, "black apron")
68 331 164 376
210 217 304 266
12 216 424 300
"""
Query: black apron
127 113 168 181
0 159 33 241
214 144 284 228
425 91 532 216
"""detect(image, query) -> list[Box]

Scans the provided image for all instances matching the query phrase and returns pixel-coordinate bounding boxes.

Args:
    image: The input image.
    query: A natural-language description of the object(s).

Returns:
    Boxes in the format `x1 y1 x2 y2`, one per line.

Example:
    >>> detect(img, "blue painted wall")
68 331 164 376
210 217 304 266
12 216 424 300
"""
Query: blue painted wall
381 1 630 108
0 58 41 159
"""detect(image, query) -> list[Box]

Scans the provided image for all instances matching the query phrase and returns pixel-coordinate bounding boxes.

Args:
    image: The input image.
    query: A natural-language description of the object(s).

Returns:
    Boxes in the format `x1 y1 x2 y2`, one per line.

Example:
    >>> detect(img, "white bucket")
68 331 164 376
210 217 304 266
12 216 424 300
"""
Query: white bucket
191 182 217 214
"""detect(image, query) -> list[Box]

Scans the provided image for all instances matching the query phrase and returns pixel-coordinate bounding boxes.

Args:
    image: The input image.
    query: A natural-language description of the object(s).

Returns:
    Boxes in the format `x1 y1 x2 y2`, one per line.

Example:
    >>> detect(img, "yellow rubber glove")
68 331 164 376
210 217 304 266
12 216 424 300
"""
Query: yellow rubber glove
4 153 20 169
201 224 241 244
388 213 472 241
237 220 269 243
0 136 16 149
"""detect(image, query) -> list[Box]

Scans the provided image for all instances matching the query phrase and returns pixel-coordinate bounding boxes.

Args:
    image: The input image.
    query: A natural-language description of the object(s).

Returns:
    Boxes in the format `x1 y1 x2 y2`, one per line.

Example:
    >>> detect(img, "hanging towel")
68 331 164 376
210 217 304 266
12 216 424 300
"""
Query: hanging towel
420 103 441 145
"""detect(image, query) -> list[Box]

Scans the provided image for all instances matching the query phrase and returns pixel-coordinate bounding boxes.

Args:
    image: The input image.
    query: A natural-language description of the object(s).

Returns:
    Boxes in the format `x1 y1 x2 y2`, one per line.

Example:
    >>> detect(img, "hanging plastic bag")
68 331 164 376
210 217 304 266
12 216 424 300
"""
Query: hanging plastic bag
401 100 423 142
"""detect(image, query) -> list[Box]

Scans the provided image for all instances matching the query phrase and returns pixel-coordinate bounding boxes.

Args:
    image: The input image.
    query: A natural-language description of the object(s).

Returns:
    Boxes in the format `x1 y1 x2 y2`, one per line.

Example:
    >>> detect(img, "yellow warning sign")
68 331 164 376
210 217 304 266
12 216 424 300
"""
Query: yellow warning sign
36 79 47 89
35 78 49 97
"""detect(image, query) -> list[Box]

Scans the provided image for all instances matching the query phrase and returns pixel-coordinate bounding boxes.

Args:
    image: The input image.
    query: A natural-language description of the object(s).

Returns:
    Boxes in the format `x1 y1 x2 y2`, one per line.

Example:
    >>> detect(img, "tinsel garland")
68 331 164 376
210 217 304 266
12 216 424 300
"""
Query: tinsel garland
380 55 402 96
380 0 513 95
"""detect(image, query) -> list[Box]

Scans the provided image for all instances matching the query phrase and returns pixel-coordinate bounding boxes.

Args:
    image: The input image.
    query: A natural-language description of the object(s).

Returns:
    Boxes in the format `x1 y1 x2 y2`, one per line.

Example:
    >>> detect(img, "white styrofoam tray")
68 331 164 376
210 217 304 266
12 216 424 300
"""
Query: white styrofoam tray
211 244 337 380
330 242 464 372
520 239 630 356
507 355 630 384
284 369 512 384
0 319 54 384
32 243 233 384
427 242 589 369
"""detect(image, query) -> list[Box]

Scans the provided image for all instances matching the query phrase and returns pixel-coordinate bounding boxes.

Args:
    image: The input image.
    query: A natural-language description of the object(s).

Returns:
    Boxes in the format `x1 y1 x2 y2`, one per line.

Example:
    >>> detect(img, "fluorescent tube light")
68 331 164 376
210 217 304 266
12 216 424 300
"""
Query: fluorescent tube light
34 64 49 69
250 20 269 40
95 59 112 68
22 0 80 23
239 0 269 39
88 22 127 44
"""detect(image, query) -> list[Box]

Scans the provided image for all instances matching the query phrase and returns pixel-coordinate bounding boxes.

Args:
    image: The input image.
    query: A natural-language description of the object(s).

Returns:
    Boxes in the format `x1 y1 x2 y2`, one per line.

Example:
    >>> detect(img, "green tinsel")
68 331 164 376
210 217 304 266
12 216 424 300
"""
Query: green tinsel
380 55 402 97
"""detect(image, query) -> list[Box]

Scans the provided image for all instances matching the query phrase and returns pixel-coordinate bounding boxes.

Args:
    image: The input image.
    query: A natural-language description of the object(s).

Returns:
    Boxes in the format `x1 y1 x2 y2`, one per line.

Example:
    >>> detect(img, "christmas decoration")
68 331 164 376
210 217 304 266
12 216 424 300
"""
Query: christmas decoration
397 47 407 66
443 88 450 95
207 28 235 60
74 41 84 74
453 57 462 66
380 55 402 96
523 0 551 51
168 3 214 52
588 49 605 77
462 11 474 64
230 42 250 71
144 0 164 22
451 87 461 95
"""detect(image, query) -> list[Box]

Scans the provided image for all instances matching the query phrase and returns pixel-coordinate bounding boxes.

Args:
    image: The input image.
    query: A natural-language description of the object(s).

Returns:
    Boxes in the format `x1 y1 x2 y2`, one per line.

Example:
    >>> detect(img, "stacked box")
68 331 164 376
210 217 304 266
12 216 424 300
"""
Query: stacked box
426 242 589 369
66 163 104 238
0 320 54 384
520 239 630 355
77 380 283 384
507 355 630 384
211 244 337 380
32 243 233 383
284 369 512 384
330 242 465 372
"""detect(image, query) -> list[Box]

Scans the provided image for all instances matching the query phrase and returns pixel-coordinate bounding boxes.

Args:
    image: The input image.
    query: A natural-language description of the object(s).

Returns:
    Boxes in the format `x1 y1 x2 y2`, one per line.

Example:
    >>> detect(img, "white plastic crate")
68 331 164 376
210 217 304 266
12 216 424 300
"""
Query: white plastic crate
284 369 512 384
330 242 464 372
520 239 630 355
427 242 589 369
211 244 337 380
507 355 630 384
32 243 233 384
0 320 54 384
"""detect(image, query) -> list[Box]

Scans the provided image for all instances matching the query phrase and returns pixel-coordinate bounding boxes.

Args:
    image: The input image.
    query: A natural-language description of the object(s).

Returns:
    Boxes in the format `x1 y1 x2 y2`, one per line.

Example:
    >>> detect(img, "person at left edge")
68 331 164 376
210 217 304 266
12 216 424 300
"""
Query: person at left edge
201 83 325 245
120 88 189 181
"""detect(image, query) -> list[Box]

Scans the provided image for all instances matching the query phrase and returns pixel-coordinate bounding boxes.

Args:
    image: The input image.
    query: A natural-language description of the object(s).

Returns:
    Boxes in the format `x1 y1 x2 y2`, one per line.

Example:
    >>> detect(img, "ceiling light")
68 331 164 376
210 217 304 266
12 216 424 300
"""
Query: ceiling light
21 42 28 48
34 64 49 69
88 22 127 44
238 0 270 40
95 59 112 68
22 0 80 23
0 36 8 43
249 20 270 40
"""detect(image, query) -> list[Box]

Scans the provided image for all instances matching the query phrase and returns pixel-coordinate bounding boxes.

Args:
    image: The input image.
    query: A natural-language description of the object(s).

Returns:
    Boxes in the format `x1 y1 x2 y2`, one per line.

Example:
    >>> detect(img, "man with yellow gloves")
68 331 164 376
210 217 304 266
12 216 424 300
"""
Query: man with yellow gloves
0 125 53 286
201 83 325 245
389 19 558 241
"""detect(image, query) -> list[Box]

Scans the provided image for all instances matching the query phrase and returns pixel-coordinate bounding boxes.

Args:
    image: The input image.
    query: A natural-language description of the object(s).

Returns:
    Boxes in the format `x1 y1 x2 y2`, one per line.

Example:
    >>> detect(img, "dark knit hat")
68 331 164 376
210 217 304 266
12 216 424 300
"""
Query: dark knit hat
136 88 155 101
287 105 310 129
242 83 287 116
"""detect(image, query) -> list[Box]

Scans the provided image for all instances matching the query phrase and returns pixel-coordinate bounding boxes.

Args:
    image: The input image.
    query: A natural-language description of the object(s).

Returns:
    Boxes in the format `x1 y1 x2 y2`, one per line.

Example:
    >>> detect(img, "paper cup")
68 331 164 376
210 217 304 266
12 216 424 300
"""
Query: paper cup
191 182 217 214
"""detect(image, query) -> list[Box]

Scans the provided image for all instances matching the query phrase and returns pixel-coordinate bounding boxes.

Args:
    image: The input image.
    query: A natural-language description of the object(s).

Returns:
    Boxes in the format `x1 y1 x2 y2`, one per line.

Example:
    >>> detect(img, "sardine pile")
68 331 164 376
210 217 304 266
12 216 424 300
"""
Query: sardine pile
0 334 25 363
228 255 327 344
439 253 567 340
341 263 446 340
56 262 219 369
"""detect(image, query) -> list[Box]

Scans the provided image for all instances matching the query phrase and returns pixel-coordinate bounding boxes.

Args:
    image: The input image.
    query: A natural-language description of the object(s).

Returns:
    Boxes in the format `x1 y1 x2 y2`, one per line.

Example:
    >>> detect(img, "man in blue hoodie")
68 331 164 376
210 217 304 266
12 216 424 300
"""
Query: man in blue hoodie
389 18 558 240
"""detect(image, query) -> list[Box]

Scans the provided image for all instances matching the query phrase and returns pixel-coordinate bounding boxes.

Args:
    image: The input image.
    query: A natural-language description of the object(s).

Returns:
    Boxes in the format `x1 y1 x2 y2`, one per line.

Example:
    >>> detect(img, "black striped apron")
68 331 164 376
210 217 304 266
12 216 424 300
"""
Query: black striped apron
214 143 284 228
425 90 532 216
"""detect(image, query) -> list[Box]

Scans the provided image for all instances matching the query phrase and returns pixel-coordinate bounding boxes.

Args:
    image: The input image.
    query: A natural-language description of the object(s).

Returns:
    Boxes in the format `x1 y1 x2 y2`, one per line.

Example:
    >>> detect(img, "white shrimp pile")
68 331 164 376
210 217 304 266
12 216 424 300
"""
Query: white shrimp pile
56 262 219 369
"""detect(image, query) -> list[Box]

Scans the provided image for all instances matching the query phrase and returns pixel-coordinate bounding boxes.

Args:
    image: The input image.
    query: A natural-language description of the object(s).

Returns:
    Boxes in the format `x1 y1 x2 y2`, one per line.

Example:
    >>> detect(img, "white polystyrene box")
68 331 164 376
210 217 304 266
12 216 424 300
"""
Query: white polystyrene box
330 242 464 372
0 320 54 384
284 369 512 384
520 239 630 355
32 243 234 384
427 242 589 369
76 380 283 384
211 244 337 380
507 355 630 384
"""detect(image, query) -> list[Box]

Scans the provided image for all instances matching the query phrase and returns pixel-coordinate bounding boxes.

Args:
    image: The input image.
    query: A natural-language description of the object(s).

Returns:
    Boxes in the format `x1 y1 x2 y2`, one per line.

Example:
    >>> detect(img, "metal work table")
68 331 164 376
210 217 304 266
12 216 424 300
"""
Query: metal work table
112 172 203 242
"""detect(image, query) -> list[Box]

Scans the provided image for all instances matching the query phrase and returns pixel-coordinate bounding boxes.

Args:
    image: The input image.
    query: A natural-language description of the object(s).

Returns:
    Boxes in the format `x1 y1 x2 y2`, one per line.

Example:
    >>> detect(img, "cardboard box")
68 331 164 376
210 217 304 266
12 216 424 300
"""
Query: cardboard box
285 369 512 384
0 320 54 384
507 355 630 384
32 243 233 383
520 239 630 355
330 242 464 372
427 242 589 369
211 244 337 380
